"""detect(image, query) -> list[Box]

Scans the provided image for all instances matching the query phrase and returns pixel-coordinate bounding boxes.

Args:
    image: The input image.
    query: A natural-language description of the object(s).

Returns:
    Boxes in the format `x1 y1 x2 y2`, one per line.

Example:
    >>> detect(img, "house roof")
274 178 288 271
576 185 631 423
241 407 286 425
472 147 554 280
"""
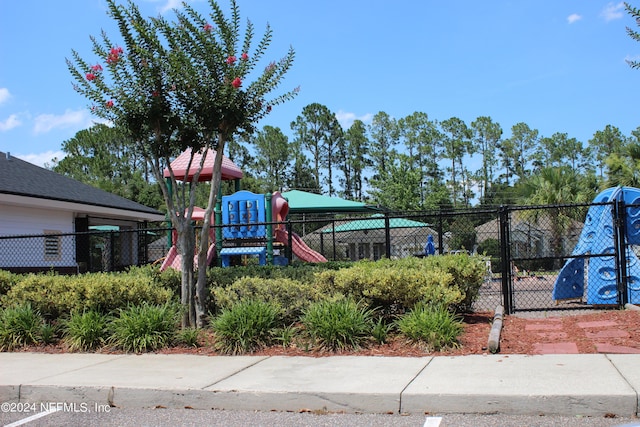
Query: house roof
0 151 163 221
321 214 430 233
163 148 243 182
281 190 379 214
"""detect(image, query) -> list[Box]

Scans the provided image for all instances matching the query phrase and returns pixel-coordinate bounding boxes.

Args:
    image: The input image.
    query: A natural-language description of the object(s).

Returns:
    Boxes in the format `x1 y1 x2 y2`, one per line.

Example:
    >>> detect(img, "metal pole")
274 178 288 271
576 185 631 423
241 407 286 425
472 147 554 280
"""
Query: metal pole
614 199 629 308
265 193 273 265
499 206 513 315
384 213 391 259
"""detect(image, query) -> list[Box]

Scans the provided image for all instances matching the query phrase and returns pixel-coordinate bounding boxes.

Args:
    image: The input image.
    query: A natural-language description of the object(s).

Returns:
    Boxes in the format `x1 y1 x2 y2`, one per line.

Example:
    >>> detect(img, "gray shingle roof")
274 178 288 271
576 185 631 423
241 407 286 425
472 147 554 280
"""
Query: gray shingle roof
0 151 161 216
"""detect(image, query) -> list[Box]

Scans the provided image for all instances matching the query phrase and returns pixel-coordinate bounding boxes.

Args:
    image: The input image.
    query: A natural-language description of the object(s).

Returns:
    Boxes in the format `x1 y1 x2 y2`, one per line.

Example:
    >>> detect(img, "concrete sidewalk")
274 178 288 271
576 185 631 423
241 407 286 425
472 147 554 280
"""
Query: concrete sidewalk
1 352 639 416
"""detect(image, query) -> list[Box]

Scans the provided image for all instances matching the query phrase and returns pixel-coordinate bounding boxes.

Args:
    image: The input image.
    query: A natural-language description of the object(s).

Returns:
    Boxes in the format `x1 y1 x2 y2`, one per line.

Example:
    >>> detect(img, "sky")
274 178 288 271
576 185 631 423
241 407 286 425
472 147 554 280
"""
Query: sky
0 0 639 167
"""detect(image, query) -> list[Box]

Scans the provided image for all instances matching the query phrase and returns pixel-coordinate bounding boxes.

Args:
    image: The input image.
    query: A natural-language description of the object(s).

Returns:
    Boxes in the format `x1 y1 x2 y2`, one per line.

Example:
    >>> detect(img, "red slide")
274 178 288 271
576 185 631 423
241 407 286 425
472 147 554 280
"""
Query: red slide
271 191 326 263
275 229 327 263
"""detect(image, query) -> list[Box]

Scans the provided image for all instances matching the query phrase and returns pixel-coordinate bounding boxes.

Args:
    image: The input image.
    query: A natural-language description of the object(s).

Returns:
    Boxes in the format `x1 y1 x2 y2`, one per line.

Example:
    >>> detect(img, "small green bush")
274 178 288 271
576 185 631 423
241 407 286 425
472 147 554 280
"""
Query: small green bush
371 318 392 345
211 300 281 354
420 254 486 311
314 258 464 313
0 304 46 350
0 270 19 298
395 303 463 351
301 299 374 351
211 276 321 323
110 303 179 353
1 271 174 319
176 327 201 348
63 310 110 351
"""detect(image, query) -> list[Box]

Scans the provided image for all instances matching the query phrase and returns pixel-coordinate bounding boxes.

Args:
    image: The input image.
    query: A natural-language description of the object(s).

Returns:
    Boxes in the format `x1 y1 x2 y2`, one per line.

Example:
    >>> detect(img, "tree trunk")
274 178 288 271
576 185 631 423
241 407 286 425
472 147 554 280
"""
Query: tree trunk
195 137 227 328
177 221 196 327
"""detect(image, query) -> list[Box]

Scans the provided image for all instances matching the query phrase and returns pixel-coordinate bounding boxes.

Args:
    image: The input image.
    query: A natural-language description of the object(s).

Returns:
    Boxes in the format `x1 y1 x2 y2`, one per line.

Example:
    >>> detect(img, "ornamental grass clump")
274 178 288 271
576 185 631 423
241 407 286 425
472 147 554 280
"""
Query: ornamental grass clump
211 300 281 355
0 303 48 351
395 303 464 351
110 303 179 353
301 299 375 351
63 310 110 352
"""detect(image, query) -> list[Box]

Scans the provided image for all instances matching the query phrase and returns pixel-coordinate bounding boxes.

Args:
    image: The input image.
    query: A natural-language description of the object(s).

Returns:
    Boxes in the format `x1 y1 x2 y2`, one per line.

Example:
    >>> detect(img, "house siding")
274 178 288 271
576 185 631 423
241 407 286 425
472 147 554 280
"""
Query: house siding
0 205 76 268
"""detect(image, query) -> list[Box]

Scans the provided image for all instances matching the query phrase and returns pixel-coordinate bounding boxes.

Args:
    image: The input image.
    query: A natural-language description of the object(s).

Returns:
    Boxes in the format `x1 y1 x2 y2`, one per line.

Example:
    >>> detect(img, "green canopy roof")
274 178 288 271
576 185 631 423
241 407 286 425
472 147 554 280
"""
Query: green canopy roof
282 190 379 214
321 214 430 233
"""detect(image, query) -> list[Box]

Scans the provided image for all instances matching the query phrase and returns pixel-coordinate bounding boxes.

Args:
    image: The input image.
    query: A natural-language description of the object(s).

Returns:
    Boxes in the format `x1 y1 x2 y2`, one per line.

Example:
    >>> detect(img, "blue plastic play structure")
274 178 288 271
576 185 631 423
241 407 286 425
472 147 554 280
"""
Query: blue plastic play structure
553 186 640 305
218 190 269 267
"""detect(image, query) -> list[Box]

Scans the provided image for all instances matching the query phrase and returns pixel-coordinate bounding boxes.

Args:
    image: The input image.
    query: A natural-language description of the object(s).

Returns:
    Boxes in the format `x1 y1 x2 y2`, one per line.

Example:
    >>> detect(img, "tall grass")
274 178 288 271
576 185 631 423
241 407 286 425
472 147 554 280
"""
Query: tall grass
0 304 46 350
395 303 463 351
63 310 110 351
110 303 178 353
211 300 281 354
301 299 374 351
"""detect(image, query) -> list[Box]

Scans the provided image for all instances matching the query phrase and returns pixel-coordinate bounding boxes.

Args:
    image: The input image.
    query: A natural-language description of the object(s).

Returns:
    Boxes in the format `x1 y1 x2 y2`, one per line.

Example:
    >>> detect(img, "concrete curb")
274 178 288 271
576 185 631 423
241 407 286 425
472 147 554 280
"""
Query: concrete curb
2 353 640 416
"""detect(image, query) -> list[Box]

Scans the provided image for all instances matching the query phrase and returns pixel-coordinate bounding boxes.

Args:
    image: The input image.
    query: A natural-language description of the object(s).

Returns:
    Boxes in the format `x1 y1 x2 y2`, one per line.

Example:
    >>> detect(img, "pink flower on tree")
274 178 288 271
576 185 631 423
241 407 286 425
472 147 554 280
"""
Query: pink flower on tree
105 100 114 108
241 52 249 61
203 23 213 32
231 77 242 88
86 72 96 81
226 55 236 65
91 64 103 72
107 46 124 64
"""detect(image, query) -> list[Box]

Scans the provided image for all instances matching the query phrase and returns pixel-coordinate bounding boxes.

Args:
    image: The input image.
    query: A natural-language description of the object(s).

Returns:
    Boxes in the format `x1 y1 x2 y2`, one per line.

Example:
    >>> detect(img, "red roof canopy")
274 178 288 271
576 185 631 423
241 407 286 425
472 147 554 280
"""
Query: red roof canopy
163 148 243 182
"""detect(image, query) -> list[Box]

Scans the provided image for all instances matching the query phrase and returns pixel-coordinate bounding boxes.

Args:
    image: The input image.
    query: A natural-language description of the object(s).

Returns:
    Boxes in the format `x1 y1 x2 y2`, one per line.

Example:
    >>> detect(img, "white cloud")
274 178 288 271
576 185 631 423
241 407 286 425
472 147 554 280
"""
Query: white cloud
335 110 374 129
0 88 10 105
0 114 22 131
160 0 183 13
567 13 582 24
32 109 88 135
14 150 66 168
601 2 625 22
143 0 187 14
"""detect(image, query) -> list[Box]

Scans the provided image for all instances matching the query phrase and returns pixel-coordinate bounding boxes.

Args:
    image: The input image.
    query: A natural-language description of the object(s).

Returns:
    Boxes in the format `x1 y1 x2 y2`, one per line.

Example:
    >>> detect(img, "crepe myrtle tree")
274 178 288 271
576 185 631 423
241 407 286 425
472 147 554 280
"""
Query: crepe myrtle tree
68 0 297 327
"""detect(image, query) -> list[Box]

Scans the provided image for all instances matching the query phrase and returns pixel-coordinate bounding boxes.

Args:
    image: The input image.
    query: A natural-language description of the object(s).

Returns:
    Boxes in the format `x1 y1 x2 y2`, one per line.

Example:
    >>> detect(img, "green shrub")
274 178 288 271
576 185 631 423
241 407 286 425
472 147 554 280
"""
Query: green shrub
371 318 392 344
63 310 110 351
0 270 19 298
301 299 374 351
314 258 464 313
420 254 486 311
211 300 281 354
1 271 174 319
110 303 179 353
0 304 46 350
176 327 201 348
211 276 321 323
395 303 463 351
39 322 58 345
272 324 298 348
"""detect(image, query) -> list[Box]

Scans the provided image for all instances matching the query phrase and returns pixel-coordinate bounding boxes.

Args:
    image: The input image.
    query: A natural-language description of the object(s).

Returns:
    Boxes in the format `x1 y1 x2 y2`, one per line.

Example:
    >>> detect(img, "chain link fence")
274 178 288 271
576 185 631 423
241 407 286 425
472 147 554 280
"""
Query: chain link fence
2 201 638 314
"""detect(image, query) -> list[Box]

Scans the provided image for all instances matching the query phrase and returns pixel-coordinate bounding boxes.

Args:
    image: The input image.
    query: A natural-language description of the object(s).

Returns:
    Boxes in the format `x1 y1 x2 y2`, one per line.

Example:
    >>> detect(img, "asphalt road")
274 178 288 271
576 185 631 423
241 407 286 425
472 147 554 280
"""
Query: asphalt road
1 408 637 427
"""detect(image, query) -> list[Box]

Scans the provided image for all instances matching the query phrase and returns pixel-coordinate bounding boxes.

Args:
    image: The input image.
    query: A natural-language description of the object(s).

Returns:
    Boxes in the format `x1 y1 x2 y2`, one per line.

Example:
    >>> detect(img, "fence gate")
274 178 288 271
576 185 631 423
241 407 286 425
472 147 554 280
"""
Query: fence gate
501 201 636 314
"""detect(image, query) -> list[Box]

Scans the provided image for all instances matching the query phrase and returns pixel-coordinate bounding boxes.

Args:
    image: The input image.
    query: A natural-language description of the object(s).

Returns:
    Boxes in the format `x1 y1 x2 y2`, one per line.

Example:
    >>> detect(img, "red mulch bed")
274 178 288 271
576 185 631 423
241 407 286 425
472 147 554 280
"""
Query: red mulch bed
17 310 640 357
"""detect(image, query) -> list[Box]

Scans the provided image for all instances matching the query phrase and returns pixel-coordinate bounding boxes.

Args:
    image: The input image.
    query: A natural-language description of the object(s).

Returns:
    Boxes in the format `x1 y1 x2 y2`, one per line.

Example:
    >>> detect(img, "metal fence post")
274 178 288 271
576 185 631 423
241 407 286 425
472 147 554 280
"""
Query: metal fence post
437 214 444 255
499 206 513 315
384 213 391 259
614 199 629 308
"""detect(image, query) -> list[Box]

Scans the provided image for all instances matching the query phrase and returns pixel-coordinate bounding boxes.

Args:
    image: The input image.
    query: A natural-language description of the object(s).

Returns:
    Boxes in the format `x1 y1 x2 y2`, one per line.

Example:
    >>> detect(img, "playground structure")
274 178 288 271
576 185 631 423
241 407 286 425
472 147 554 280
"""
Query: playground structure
553 186 640 305
159 149 326 271
160 207 217 271
217 190 327 267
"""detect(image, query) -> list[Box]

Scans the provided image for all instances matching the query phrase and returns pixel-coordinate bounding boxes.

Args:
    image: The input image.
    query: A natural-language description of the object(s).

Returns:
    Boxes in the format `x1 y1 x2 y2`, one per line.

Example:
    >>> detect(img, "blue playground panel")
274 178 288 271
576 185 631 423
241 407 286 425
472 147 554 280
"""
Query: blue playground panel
221 191 266 239
219 247 267 267
553 187 640 305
